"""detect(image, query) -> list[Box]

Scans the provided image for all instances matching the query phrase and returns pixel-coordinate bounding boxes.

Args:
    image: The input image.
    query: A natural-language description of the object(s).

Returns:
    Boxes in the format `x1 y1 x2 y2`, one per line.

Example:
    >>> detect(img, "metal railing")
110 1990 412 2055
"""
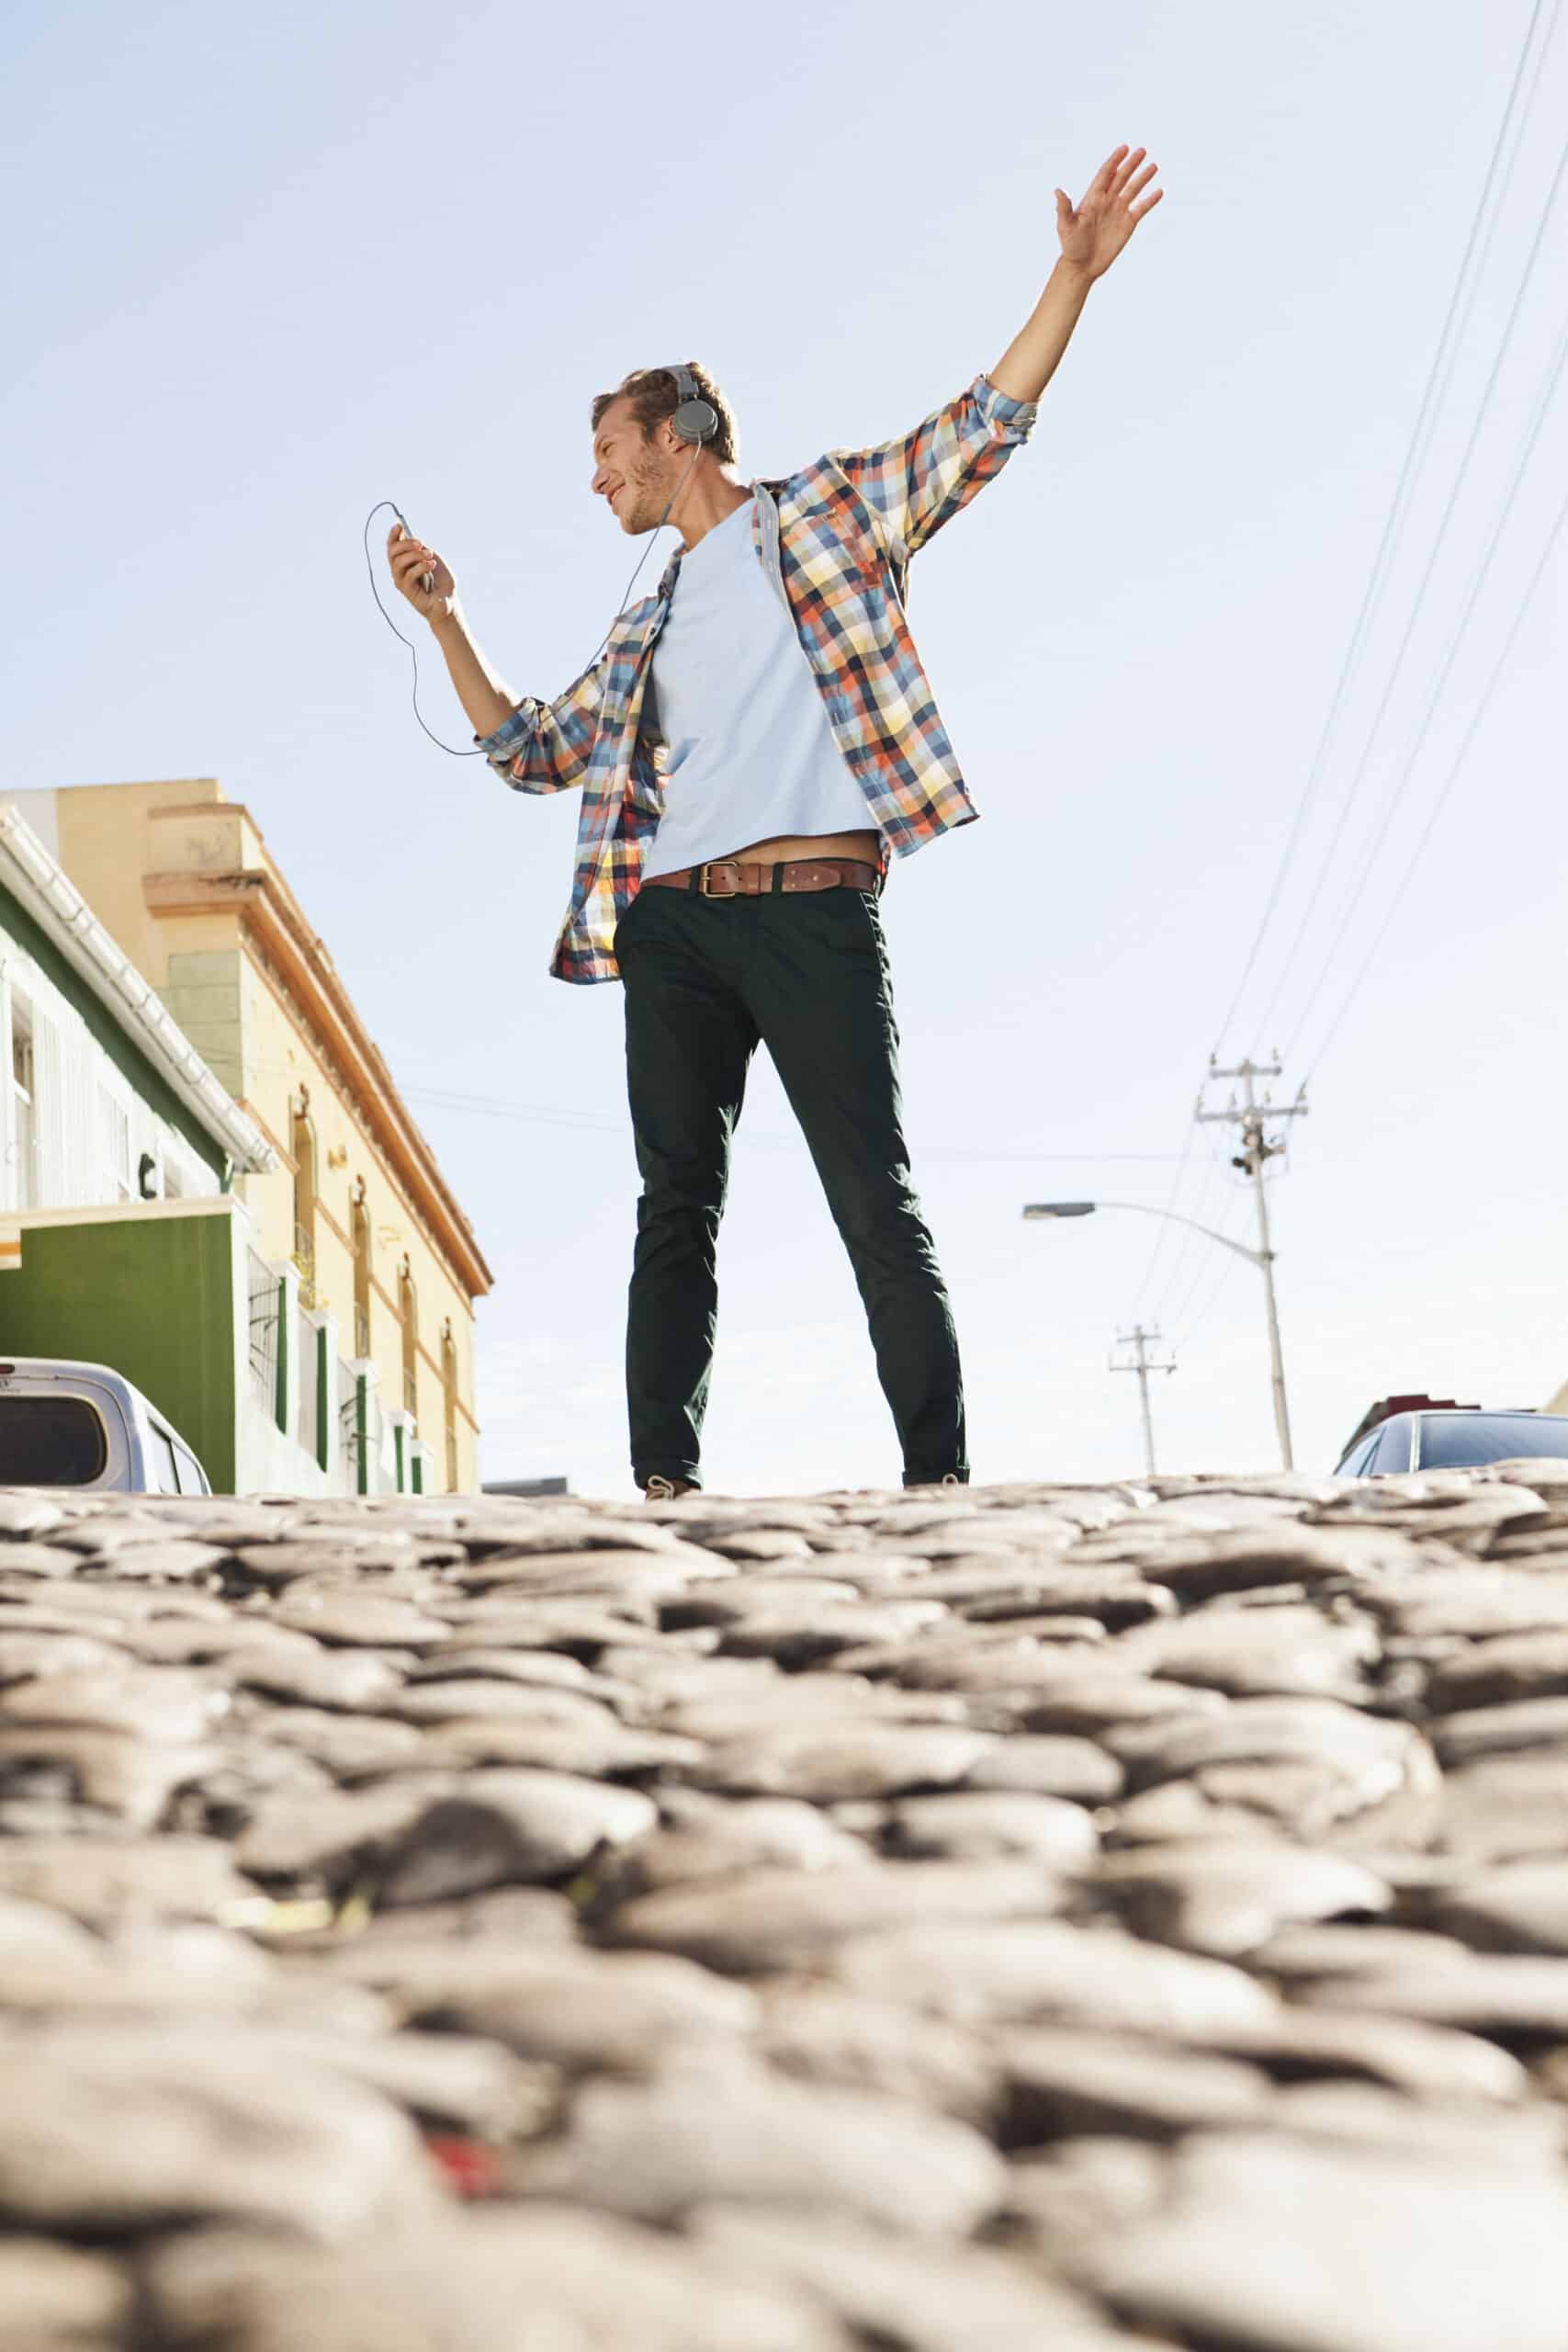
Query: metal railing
338 1357 362 1487
247 1250 279 1409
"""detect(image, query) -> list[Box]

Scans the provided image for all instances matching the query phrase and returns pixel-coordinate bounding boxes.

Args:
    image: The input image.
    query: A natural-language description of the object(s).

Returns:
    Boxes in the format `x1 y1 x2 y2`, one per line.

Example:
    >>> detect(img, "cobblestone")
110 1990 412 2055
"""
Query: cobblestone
3 1465 1568 2345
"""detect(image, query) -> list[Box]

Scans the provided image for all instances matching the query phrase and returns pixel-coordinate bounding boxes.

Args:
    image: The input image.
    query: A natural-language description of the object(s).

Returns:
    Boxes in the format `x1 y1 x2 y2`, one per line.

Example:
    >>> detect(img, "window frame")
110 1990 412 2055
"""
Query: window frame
9 992 35 1211
291 1101 319 1306
171 1435 209 1495
145 1420 182 1495
400 1261 418 1418
1337 1430 1381 1476
97 1076 134 1203
1373 1417 1417 1474
351 1187 372 1359
441 1318 459 1490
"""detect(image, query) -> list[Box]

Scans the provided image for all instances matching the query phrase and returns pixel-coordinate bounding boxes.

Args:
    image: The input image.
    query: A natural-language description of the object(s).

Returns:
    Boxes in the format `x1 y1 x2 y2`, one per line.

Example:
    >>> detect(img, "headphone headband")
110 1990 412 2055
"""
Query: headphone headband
660 362 719 449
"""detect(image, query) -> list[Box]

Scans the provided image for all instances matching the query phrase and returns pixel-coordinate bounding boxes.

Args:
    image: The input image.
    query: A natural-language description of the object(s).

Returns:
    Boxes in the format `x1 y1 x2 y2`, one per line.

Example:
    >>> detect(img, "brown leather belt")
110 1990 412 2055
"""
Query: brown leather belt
642 857 881 899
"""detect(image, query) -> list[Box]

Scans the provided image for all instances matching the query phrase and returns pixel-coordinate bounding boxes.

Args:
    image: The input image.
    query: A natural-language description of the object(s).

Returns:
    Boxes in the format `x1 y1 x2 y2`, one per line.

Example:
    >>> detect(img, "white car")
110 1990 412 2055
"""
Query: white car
0 1358 210 1494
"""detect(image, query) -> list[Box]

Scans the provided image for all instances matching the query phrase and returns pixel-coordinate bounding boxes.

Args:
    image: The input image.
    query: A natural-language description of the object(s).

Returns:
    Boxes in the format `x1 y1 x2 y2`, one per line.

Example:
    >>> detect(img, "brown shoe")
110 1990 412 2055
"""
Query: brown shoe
644 1475 696 1501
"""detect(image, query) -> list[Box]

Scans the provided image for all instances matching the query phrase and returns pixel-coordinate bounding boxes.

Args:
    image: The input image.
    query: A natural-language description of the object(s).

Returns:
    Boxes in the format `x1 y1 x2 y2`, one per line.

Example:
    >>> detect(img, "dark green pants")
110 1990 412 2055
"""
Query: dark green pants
615 877 967 1492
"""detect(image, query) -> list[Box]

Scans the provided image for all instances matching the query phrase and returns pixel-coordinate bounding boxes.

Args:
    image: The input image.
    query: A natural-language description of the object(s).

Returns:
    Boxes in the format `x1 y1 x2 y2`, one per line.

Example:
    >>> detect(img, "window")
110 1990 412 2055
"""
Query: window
99 1085 132 1202
441 1319 459 1491
351 1186 371 1358
0 1395 107 1485
10 1000 35 1211
1372 1418 1416 1474
400 1261 418 1418
1416 1413 1568 1470
291 1096 319 1306
1336 1432 1380 1477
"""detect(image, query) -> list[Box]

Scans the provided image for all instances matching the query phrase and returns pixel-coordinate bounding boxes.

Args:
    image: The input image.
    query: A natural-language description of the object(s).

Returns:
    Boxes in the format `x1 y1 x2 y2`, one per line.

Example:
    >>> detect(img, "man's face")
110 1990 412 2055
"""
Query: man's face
591 397 675 536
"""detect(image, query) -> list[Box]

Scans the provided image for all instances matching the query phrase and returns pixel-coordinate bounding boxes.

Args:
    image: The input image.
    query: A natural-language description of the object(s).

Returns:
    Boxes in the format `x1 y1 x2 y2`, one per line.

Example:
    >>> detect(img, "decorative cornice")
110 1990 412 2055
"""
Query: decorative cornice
142 868 492 1297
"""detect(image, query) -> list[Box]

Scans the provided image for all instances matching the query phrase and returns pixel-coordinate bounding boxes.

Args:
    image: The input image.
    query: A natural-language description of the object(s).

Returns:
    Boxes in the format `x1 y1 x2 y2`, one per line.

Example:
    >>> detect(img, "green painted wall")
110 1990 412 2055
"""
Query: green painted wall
0 1213 240 1490
0 883 228 1182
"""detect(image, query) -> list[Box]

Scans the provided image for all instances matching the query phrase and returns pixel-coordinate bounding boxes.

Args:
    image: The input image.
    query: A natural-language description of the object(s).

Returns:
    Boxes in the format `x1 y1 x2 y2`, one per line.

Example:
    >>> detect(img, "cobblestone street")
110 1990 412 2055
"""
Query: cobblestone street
5 1466 1568 2347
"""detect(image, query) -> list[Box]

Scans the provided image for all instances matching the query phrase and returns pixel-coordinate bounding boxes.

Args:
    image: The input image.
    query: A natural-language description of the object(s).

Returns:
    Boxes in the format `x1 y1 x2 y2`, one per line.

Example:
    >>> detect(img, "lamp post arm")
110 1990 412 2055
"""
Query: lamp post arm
1085 1201 1267 1268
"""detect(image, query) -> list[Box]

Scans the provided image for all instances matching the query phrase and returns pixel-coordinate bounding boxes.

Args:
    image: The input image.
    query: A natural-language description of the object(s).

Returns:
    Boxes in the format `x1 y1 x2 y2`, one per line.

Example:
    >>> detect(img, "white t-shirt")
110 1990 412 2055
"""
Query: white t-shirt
641 496 873 879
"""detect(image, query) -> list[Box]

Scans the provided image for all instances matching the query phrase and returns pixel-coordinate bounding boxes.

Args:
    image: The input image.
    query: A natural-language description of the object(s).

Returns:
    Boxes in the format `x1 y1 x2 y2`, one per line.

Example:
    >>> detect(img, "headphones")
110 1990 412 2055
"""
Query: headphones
665 364 719 447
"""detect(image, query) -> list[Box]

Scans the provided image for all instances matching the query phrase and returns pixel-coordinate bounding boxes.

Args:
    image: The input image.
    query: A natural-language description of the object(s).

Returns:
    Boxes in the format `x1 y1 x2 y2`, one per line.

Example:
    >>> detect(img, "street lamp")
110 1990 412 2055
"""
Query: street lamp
1022 1197 1295 1470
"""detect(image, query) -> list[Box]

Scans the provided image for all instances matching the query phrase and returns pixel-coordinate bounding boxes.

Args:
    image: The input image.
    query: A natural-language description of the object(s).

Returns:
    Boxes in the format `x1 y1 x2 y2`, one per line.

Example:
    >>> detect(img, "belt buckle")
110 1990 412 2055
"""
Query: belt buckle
699 862 739 899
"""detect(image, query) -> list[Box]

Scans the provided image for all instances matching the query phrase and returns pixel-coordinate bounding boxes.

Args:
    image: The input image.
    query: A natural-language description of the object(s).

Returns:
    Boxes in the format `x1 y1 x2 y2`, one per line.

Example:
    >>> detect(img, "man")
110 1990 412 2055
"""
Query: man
389 146 1162 1499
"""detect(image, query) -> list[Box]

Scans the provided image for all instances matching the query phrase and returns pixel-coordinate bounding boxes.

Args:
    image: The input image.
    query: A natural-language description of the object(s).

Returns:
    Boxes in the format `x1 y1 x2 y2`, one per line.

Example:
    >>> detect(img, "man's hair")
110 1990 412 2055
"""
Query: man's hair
590 362 738 468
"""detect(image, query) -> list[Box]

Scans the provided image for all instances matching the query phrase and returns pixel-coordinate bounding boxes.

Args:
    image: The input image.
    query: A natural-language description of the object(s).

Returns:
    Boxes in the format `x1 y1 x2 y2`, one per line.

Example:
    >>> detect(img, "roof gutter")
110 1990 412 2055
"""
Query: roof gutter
0 806 275 1176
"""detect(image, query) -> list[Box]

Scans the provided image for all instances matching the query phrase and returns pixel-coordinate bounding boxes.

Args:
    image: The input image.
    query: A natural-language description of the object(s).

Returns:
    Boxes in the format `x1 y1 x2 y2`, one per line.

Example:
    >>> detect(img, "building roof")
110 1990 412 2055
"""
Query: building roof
0 807 274 1177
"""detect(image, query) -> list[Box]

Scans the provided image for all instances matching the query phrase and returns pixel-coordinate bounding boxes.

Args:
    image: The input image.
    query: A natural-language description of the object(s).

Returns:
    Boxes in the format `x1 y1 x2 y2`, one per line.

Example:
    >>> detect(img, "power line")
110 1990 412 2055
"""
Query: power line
1147 0 1562 1387
1252 117 1568 1049
1300 469 1568 1075
1128 1119 1198 1315
1169 1235 1248 1353
1209 0 1562 1056
1142 1147 1229 1329
240 1053 1184 1164
1159 1166 1251 1331
1280 303 1568 1063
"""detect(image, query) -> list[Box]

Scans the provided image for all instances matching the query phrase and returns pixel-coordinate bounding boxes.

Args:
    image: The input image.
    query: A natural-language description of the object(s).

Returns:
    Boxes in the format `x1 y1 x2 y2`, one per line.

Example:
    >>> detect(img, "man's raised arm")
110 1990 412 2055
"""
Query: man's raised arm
990 145 1163 404
835 147 1162 561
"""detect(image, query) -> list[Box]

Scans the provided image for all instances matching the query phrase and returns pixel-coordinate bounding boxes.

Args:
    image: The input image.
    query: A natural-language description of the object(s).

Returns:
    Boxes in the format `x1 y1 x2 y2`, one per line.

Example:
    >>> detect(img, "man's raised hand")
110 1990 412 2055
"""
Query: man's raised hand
1055 146 1163 279
386 524 457 623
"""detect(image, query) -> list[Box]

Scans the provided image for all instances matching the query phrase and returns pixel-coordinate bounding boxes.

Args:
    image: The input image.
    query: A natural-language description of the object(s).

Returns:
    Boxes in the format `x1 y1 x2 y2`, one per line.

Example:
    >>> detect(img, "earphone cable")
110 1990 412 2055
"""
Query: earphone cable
367 442 705 760
362 501 486 758
581 441 705 684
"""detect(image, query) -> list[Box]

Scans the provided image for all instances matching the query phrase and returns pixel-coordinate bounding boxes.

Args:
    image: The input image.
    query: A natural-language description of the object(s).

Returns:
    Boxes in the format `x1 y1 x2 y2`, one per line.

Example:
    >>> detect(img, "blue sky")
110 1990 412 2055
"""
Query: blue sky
5 0 1565 1496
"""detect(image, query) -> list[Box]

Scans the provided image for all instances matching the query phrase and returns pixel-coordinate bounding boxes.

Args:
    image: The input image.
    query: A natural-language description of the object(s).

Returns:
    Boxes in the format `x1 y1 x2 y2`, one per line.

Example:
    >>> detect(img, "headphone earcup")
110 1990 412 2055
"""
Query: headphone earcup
671 397 718 446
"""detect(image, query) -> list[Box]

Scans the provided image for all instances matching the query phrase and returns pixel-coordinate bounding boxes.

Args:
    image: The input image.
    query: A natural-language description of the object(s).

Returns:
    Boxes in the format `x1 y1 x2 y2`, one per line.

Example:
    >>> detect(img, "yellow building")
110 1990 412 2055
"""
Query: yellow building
6 781 491 1491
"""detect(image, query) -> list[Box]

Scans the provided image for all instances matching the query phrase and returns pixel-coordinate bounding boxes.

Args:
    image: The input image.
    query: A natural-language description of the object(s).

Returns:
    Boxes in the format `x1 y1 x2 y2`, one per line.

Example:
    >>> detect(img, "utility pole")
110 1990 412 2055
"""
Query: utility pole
1111 1324 1177 1476
1197 1057 1307 1470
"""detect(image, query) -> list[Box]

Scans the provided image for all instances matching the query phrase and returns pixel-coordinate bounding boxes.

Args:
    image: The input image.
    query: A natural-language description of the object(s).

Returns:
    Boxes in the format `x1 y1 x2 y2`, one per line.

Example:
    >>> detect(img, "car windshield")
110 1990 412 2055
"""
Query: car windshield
0 1394 108 1484
1416 1414 1568 1469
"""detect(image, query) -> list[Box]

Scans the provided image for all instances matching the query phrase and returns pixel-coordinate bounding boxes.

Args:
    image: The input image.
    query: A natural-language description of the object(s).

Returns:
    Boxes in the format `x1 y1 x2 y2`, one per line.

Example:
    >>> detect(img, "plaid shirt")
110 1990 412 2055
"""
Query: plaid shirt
479 373 1037 983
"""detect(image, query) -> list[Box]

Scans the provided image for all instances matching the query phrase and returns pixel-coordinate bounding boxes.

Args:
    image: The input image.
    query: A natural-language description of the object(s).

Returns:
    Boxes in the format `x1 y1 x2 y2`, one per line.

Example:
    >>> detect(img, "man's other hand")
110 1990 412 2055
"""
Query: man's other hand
1055 146 1163 280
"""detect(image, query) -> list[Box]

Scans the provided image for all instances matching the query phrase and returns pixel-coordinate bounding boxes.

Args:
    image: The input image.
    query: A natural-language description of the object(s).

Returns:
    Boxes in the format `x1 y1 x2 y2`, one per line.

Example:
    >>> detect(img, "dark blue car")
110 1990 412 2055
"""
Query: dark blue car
1336 1399 1568 1476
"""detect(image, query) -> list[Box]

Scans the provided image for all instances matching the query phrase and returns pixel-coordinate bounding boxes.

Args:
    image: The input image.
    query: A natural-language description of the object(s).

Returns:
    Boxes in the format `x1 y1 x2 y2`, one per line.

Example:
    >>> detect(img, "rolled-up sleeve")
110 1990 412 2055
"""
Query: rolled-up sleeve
831 375 1038 562
477 701 541 777
972 373 1039 445
475 656 607 795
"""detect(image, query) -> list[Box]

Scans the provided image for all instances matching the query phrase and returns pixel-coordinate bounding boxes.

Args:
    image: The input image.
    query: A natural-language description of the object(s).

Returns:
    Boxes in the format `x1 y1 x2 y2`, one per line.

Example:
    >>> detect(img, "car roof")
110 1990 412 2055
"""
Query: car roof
1371 1407 1562 1430
0 1360 193 1439
1416 1408 1563 1422
0 1357 137 1395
